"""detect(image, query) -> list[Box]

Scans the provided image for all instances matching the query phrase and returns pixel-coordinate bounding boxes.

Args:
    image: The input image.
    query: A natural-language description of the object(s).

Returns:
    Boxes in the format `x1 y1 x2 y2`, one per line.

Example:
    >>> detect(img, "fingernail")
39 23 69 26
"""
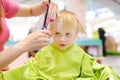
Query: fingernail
50 18 54 22
45 3 49 8
56 14 60 18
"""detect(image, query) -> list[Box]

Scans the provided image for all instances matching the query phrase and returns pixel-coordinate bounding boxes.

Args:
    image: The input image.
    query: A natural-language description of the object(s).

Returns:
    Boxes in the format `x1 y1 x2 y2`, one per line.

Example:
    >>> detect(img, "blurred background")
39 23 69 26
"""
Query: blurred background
5 0 120 76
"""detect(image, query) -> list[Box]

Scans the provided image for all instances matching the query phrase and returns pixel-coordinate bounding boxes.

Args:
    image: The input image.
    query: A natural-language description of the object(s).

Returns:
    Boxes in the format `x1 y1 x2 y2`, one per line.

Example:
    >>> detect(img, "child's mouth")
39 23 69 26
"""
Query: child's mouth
60 44 65 46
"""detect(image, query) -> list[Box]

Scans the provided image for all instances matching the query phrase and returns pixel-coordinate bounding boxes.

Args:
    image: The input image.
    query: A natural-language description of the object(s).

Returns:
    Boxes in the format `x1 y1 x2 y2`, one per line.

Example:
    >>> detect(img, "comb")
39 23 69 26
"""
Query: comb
41 0 51 30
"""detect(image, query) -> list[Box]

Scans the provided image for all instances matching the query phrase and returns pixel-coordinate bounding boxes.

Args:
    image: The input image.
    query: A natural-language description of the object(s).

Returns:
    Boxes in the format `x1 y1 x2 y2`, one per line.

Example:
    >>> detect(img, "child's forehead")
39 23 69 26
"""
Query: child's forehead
53 24 76 32
55 20 77 28
57 17 77 25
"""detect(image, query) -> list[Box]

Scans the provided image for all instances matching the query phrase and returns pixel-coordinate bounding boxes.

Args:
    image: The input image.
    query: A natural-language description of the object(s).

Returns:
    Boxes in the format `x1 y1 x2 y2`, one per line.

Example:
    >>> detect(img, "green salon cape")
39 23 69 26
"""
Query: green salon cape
0 43 120 80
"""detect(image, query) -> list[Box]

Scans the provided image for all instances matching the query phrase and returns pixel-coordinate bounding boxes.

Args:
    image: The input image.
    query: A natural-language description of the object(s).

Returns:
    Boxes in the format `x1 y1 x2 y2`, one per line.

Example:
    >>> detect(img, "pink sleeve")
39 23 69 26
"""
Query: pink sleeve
1 0 19 18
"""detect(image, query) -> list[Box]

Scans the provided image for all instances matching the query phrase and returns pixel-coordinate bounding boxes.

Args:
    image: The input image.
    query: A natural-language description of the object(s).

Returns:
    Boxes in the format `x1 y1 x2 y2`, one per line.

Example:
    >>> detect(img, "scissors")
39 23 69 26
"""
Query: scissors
41 0 51 30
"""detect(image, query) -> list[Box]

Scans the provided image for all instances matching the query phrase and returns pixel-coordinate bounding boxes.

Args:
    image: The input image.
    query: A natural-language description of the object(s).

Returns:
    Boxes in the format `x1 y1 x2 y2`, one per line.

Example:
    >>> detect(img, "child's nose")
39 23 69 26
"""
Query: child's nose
60 36 66 41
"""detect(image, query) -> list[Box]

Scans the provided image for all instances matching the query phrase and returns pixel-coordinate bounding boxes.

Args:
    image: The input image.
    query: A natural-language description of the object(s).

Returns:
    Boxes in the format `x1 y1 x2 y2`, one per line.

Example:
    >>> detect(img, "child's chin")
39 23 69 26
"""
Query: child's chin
59 47 68 50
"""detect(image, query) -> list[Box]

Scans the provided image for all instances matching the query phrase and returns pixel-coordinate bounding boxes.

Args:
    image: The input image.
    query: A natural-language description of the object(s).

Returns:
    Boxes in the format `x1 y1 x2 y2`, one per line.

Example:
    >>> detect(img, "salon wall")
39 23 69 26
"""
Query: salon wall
65 0 86 27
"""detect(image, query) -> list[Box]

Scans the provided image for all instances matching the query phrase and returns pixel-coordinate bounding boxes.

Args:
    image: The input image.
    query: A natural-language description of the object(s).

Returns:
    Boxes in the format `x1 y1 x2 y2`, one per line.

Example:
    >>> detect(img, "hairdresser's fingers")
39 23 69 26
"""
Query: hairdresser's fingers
39 30 50 35
17 30 51 51
26 30 49 40
33 36 50 48
50 9 58 22
47 2 58 23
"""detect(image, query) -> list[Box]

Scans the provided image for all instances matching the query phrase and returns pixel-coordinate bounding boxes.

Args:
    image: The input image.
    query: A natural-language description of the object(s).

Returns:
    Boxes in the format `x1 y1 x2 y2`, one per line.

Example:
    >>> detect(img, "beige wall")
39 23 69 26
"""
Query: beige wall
65 0 86 27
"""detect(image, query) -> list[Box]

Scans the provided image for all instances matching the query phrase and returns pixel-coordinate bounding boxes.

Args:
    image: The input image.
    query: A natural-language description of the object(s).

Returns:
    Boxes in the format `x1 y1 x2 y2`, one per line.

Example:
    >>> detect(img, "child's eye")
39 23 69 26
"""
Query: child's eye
66 33 70 36
66 33 71 37
55 32 60 35
55 32 59 34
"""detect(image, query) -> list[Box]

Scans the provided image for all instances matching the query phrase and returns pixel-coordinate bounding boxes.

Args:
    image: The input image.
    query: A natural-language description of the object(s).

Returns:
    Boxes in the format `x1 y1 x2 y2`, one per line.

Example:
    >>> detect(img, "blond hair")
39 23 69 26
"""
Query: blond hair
49 10 85 34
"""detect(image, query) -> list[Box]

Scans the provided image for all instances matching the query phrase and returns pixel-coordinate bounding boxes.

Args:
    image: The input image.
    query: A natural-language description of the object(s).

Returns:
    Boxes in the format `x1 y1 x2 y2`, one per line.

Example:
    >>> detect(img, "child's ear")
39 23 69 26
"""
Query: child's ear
48 31 52 39
49 31 52 36
49 36 53 42
49 34 52 37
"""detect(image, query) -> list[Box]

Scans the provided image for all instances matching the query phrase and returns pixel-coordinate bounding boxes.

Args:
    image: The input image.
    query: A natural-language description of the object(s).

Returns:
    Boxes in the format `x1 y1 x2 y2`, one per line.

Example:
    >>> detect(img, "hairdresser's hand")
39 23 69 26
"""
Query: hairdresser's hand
30 0 58 18
15 0 58 17
47 0 59 23
15 30 50 53
41 0 59 23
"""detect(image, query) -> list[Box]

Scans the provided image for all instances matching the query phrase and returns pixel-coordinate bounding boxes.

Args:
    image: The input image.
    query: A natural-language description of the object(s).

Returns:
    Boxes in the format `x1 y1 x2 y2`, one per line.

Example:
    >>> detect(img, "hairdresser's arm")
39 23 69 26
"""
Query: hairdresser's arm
0 30 50 69
15 0 58 17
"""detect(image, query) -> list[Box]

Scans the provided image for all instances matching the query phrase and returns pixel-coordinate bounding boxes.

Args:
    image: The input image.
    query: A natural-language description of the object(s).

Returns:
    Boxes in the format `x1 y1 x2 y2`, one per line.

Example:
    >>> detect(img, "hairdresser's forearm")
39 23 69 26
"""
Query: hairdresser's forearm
15 2 46 17
0 44 25 69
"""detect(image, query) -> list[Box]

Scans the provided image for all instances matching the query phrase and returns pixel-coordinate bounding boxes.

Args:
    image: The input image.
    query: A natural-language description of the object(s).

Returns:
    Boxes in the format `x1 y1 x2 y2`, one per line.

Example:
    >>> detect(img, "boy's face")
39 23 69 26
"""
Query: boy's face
51 21 77 50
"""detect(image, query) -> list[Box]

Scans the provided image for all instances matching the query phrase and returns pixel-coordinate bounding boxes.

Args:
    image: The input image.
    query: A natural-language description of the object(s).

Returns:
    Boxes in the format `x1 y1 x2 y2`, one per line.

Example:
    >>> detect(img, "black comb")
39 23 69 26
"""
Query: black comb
41 0 51 30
